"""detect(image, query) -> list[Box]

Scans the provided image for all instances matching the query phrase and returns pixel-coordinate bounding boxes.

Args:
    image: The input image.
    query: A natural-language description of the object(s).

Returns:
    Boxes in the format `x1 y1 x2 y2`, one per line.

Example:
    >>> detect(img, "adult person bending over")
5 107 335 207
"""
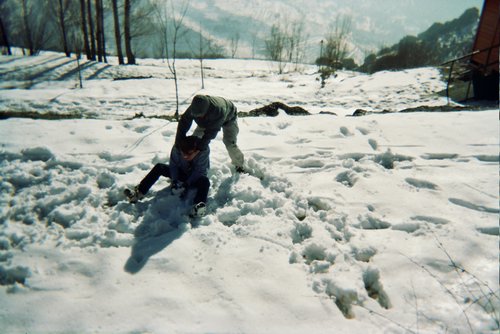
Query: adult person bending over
176 95 245 173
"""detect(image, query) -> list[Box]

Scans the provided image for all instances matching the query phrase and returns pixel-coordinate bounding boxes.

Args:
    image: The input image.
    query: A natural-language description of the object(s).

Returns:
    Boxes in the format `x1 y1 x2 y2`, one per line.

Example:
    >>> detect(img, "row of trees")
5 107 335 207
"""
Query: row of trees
0 0 236 118
1 1 472 78
0 0 236 62
262 14 357 75
360 36 439 73
0 0 356 72
0 0 139 64
264 19 307 74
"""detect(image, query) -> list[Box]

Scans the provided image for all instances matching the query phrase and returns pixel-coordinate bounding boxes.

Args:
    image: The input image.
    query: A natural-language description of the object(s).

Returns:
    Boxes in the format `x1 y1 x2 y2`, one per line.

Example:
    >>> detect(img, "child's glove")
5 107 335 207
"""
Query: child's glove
171 181 186 196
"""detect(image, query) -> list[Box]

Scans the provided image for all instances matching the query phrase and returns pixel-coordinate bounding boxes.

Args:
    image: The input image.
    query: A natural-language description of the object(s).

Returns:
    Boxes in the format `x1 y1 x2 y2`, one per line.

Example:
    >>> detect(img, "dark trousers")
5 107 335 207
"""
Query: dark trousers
138 163 210 204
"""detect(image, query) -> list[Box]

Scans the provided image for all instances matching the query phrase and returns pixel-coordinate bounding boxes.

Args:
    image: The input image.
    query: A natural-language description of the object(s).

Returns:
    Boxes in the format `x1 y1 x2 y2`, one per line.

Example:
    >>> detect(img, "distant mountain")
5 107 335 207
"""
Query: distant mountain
158 0 483 62
360 7 479 73
1 0 483 67
418 7 480 61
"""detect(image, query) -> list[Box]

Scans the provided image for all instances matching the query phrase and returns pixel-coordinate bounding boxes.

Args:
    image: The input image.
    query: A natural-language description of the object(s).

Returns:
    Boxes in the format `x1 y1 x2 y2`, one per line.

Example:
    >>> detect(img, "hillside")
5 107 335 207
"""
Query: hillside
0 0 483 64
364 7 479 73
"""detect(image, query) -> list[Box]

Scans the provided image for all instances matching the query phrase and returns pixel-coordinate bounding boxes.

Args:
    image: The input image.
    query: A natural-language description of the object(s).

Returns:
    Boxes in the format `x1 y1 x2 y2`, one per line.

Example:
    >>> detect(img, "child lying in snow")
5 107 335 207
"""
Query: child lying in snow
124 136 209 218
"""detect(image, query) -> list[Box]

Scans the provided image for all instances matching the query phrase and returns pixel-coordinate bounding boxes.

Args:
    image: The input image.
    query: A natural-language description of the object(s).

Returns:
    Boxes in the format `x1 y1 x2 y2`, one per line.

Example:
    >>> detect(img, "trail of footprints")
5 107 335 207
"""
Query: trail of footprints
335 125 499 221
210 157 393 319
287 210 393 319
224 124 498 319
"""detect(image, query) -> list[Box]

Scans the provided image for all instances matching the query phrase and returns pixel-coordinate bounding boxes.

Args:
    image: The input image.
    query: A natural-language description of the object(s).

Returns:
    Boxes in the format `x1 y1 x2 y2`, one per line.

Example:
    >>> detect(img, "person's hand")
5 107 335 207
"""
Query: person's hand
171 181 186 196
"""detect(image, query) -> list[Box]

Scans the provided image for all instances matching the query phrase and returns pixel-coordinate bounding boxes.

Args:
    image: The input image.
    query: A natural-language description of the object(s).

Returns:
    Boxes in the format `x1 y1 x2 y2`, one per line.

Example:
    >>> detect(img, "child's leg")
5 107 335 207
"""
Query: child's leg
138 163 171 194
192 176 210 204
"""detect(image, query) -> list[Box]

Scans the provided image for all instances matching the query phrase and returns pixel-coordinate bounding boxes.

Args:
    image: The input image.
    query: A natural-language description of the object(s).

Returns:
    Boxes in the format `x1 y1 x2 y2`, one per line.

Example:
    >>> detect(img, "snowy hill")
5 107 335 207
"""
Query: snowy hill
152 0 484 61
1 0 483 64
0 52 499 333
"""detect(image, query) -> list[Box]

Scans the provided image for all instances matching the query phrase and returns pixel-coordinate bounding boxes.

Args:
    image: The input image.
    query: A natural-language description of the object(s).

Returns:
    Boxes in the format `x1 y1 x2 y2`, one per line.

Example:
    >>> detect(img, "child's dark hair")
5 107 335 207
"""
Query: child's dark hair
178 136 200 153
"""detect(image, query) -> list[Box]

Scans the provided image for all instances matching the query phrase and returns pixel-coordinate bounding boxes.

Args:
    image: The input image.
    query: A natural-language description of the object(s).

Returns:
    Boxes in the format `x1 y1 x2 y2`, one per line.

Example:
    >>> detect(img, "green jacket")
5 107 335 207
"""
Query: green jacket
176 95 237 150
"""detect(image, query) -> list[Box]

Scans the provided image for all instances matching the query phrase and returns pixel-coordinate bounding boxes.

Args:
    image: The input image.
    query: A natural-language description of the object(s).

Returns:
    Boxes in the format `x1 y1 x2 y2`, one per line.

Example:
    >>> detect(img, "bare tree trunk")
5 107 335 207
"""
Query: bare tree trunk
124 0 135 64
79 0 91 59
169 1 189 119
153 0 189 119
0 15 12 55
324 15 352 71
57 0 70 57
111 0 124 64
76 52 83 88
21 0 34 55
265 24 286 73
95 0 103 61
290 19 306 71
86 0 96 60
99 0 106 62
230 32 239 58
199 26 205 89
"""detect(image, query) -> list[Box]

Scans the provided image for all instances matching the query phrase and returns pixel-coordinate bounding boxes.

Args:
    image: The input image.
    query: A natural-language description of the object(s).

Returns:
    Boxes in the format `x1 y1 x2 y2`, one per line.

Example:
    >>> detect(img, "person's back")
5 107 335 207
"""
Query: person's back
176 94 245 172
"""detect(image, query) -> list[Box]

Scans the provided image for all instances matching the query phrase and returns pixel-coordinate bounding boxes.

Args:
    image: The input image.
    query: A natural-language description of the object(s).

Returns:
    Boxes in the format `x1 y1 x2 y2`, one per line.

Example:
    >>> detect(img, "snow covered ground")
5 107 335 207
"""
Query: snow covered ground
0 52 498 333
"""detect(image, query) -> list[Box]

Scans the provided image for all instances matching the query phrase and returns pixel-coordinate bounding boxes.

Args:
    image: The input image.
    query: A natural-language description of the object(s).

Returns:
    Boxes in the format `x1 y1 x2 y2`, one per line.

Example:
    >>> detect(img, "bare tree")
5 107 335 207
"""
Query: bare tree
265 23 288 73
125 0 157 60
250 31 258 59
69 30 84 88
0 0 12 55
20 0 50 55
185 22 226 89
94 0 107 62
94 0 102 61
153 0 189 119
0 15 11 55
198 26 205 89
86 0 96 60
230 32 239 58
289 19 307 70
111 0 124 64
21 0 34 55
323 14 352 71
79 0 91 59
124 0 135 64
53 0 71 57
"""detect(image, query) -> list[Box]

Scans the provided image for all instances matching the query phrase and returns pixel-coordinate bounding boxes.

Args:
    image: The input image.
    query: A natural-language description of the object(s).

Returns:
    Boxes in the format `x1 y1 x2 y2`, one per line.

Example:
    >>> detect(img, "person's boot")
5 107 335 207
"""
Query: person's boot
190 202 206 218
124 186 144 203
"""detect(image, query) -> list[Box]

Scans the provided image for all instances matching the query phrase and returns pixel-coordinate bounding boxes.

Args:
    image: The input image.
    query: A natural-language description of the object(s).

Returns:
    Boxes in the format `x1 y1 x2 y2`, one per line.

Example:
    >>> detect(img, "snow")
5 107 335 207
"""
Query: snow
0 51 499 333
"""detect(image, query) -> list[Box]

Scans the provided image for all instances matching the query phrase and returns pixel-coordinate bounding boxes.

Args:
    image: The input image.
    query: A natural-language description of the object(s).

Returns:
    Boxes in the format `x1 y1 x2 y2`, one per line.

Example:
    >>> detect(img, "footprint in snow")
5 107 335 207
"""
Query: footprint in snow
368 138 378 150
354 213 391 230
363 267 392 309
474 155 499 162
322 269 393 319
405 177 439 190
421 153 459 160
476 226 499 236
449 198 499 214
356 127 370 135
336 171 357 187
340 126 353 136
391 216 450 234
